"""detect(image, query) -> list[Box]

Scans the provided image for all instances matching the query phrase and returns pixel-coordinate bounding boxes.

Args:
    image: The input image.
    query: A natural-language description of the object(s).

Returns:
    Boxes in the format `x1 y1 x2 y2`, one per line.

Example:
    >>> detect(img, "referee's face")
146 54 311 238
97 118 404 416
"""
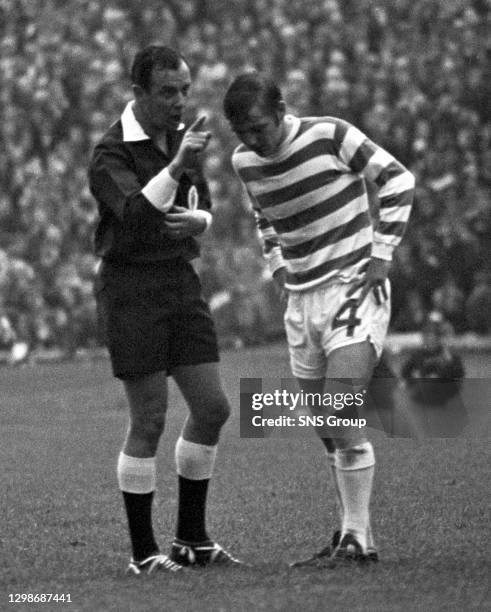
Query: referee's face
135 61 191 135
231 103 286 157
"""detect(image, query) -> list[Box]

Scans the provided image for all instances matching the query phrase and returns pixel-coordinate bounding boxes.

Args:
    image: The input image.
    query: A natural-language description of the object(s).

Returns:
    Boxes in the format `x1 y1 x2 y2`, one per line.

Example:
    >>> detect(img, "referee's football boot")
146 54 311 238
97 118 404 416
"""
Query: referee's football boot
169 539 243 567
126 553 183 576
289 530 341 567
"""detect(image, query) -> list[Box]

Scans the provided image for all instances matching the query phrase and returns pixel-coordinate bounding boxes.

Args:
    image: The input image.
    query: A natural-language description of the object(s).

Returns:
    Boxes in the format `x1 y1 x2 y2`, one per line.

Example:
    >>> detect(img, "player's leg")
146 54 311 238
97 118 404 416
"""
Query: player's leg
284 288 344 566
297 377 342 551
291 344 376 567
320 279 390 563
169 362 240 566
324 341 376 560
119 371 182 574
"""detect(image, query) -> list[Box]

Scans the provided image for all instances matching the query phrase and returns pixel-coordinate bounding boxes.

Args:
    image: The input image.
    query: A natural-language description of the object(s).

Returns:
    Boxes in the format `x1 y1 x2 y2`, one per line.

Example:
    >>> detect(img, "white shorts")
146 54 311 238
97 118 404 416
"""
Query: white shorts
284 280 391 379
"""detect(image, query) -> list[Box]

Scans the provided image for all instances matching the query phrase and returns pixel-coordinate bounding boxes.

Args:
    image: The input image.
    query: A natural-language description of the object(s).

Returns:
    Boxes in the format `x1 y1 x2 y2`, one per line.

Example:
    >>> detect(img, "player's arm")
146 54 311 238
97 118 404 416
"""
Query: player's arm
253 207 288 302
231 154 287 299
230 154 285 274
252 207 285 277
336 120 415 304
336 120 415 257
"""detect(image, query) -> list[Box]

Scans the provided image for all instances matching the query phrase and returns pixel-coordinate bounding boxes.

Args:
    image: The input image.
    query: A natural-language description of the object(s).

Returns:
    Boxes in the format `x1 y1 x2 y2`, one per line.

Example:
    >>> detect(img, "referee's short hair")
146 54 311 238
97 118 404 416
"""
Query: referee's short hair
223 72 283 123
131 45 188 91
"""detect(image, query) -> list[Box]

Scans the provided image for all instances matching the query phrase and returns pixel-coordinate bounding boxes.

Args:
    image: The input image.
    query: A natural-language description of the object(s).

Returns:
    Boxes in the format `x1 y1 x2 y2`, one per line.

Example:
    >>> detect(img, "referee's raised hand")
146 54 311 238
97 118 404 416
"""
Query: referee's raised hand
169 115 211 179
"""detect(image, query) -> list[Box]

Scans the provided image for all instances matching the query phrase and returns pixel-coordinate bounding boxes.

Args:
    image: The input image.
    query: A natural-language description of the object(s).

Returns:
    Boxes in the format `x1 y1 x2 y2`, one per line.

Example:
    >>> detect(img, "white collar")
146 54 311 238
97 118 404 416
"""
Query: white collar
120 101 186 142
280 115 301 148
121 101 149 142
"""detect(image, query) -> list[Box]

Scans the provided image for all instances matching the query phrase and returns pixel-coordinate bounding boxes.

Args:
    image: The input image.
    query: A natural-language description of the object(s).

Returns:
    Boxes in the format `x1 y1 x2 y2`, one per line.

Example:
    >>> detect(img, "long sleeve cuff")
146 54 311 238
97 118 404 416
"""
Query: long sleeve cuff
266 248 286 276
141 167 178 212
371 240 395 261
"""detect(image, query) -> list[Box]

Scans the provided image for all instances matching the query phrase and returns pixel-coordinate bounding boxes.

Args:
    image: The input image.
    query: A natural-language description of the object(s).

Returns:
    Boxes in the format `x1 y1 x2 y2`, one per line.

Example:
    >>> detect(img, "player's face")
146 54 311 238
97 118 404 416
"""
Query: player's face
134 61 191 133
231 104 286 157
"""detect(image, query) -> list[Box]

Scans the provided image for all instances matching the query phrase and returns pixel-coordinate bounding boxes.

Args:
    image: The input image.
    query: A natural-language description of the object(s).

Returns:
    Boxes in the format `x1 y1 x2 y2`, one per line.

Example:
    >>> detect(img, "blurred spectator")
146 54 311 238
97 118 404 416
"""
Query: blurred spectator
431 275 467 334
400 310 468 437
401 311 465 405
392 289 427 333
465 270 491 334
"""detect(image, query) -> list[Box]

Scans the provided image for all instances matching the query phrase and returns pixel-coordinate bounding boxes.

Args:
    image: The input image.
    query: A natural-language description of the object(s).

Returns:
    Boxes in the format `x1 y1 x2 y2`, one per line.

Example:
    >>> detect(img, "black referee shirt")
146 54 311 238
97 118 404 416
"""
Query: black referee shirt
89 104 212 264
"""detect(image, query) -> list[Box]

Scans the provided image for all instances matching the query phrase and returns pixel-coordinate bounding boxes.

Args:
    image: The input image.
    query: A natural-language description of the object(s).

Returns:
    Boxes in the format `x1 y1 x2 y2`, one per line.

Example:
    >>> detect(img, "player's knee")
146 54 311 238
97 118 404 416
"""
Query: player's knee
332 430 366 450
335 441 375 470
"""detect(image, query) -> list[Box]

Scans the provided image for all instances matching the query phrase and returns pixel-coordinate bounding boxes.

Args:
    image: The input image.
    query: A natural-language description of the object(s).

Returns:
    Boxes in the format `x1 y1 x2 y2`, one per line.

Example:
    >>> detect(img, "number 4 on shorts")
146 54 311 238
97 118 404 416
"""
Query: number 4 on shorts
332 299 361 337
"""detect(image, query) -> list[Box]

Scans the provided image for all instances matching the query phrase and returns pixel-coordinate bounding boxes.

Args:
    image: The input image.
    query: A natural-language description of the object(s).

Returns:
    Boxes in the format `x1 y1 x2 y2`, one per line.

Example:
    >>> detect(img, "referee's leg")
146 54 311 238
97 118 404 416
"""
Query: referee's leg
117 371 168 563
173 362 230 445
171 362 230 544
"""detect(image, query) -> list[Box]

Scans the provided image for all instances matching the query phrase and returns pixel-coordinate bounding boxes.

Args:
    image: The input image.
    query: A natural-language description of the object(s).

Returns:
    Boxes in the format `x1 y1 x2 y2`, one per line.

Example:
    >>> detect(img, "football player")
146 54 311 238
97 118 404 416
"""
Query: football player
224 72 415 566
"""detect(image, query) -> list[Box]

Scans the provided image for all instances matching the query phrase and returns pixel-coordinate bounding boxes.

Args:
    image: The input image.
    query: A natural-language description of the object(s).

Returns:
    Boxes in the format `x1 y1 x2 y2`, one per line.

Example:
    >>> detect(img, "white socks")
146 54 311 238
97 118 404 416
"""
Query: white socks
326 451 344 524
117 453 156 494
175 436 217 480
332 442 375 552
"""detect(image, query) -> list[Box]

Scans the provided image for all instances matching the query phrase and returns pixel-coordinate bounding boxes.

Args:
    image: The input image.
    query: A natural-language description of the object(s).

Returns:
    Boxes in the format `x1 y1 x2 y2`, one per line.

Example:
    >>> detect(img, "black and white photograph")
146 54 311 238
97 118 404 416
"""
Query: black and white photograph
1 1 490 610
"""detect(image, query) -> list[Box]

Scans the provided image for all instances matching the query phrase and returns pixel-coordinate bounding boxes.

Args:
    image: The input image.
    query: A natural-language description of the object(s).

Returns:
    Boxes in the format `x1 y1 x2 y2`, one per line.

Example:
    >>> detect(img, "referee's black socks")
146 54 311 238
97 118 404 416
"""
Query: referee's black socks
175 436 218 543
117 453 159 562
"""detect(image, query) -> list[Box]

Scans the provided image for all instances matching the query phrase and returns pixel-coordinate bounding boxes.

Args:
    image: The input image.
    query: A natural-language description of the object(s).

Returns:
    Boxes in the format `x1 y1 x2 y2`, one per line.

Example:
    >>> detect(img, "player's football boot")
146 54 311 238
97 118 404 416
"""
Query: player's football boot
324 532 369 568
289 530 341 567
169 539 243 567
366 545 379 562
126 553 183 576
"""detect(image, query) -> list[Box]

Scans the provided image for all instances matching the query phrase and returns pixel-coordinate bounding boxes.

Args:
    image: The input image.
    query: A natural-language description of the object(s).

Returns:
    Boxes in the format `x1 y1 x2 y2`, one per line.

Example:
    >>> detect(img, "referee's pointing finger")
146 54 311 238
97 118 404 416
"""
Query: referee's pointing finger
188 115 207 132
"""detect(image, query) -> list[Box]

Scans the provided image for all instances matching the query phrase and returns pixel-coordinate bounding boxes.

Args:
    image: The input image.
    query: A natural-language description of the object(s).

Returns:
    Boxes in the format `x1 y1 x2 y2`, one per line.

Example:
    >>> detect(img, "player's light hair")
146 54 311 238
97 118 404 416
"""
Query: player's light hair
131 45 189 91
223 71 283 124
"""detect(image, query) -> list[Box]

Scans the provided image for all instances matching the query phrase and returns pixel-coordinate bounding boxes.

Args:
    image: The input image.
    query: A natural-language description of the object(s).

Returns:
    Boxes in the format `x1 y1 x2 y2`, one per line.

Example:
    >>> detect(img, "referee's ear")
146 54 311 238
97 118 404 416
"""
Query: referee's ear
132 83 145 100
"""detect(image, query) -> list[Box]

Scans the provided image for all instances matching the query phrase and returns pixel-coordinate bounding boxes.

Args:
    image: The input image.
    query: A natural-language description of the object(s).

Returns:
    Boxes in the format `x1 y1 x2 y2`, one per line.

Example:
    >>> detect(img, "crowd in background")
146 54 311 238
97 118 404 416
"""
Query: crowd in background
0 0 490 356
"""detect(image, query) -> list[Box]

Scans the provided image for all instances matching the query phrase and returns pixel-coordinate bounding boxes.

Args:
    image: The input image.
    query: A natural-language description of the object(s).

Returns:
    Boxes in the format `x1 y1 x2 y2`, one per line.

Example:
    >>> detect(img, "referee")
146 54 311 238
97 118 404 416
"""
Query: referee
89 45 240 575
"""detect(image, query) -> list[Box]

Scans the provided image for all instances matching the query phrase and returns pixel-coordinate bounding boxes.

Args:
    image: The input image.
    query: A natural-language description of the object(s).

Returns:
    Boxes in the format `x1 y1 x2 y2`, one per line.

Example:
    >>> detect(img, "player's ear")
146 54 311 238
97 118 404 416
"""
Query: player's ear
275 100 286 123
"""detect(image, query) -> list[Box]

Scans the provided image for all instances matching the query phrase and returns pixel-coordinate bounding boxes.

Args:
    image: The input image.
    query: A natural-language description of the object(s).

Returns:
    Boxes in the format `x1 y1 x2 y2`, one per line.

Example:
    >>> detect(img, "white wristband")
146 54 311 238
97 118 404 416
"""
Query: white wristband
141 167 178 212
192 209 212 230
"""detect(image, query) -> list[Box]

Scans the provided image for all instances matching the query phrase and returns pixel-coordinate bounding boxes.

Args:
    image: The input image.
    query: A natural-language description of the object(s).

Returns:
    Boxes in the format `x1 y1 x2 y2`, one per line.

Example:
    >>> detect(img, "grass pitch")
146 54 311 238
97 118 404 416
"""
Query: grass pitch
1 345 490 611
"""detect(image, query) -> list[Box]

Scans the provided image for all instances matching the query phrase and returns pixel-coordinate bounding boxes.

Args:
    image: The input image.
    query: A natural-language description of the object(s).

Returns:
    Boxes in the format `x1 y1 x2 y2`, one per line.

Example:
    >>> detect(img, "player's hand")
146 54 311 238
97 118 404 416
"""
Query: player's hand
168 115 211 178
346 257 391 306
164 205 207 239
273 267 288 305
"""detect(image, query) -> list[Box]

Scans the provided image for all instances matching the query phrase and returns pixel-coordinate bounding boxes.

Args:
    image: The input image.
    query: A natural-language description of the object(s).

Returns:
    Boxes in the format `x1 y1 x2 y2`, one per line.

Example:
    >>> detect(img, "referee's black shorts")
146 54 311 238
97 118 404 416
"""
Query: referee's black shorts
95 258 219 379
